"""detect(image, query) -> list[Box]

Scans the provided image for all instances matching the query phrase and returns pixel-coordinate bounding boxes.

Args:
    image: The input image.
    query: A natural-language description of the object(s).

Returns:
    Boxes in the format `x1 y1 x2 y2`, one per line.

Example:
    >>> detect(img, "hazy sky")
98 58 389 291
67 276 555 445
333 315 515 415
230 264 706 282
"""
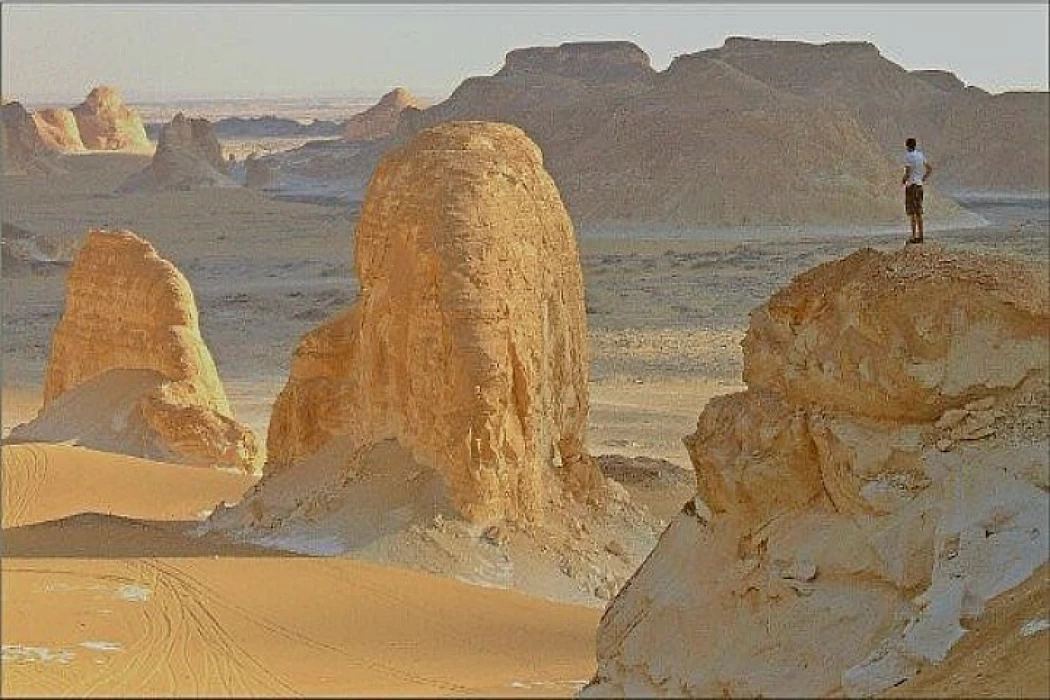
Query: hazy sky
3 3 1047 103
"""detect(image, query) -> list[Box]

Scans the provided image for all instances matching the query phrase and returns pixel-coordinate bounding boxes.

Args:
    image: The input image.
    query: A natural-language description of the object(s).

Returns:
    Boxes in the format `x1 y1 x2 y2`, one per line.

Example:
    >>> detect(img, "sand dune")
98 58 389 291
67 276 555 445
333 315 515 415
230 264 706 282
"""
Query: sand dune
1 443 255 529
1 442 601 696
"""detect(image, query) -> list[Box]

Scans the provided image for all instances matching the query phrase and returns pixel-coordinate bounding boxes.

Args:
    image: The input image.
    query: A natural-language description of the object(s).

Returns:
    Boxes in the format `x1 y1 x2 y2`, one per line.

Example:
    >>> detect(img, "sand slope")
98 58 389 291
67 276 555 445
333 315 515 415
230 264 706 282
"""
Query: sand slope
1 443 601 696
1 443 255 529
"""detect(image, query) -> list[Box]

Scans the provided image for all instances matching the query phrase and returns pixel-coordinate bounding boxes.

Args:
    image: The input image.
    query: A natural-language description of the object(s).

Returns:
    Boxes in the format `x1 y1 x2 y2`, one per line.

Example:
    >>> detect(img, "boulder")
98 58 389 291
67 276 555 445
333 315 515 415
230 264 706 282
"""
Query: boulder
11 229 260 472
585 245 1049 697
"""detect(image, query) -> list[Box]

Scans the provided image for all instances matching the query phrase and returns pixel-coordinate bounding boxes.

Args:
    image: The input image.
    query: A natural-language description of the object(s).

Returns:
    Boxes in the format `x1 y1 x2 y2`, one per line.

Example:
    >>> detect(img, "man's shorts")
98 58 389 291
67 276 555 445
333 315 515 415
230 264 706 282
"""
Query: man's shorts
905 184 924 216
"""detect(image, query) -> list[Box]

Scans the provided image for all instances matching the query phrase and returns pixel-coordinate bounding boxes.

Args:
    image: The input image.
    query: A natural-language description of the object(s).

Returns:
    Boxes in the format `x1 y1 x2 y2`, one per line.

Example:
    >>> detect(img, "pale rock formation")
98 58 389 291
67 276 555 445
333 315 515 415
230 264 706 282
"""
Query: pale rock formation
70 86 151 152
344 87 423 142
32 108 85 151
11 229 260 472
585 246 1049 697
119 113 236 192
266 121 599 523
204 124 661 605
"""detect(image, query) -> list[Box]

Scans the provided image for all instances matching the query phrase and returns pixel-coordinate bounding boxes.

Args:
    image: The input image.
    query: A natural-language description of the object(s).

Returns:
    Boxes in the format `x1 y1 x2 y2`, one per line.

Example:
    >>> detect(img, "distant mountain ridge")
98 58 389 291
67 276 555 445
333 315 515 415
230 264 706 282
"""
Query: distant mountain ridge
264 37 1049 227
145 115 346 141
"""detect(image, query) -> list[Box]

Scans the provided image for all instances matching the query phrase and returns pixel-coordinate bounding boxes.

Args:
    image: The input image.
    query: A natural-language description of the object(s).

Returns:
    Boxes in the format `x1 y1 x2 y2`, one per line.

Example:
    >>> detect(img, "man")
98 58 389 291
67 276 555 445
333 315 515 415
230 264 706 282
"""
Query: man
902 137 933 244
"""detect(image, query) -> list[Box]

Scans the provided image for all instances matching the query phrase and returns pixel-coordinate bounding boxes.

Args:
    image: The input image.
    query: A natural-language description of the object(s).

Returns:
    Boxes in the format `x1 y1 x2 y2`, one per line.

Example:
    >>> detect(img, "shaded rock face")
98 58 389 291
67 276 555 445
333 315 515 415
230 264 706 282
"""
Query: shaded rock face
157 113 229 174
284 37 1040 228
399 41 658 177
266 121 598 524
71 86 151 152
32 108 85 151
344 87 423 142
500 41 653 83
937 91 1050 193
1 101 55 172
244 153 276 189
119 113 236 192
912 69 966 93
586 246 1049 698
1 222 76 276
560 54 910 227
260 36 1047 226
14 229 260 472
703 37 1049 194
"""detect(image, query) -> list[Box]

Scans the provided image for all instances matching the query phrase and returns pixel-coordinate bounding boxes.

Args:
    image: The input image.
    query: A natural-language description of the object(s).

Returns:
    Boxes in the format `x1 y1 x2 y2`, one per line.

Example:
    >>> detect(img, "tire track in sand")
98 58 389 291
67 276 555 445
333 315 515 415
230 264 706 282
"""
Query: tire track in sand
2 444 49 528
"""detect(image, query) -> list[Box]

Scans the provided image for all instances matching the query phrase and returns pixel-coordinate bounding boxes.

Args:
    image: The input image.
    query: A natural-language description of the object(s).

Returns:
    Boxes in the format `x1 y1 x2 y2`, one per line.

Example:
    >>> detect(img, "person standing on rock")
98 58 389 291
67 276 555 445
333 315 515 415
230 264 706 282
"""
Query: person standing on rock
902 137 933 244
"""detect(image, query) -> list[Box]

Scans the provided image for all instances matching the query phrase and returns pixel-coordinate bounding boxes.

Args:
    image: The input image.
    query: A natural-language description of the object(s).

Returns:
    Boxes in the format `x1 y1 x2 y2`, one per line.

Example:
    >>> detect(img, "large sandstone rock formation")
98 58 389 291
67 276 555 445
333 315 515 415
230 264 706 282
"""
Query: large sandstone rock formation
119 113 235 192
205 123 663 605
70 86 151 152
267 121 598 523
585 246 1049 697
344 87 423 142
11 229 260 472
32 108 85 151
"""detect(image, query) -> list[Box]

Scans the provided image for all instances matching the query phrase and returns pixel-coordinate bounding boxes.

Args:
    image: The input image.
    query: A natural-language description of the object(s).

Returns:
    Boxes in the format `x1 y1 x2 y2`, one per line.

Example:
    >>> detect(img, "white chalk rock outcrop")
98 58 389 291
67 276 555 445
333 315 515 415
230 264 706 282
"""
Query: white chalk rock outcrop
70 86 151 152
11 229 261 472
264 121 599 523
585 246 1050 697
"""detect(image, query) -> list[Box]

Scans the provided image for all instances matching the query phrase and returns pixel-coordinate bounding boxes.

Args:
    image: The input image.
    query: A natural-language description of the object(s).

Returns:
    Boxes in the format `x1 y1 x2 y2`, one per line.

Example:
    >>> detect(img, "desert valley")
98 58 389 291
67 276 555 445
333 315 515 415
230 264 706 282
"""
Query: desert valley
2 22 1049 700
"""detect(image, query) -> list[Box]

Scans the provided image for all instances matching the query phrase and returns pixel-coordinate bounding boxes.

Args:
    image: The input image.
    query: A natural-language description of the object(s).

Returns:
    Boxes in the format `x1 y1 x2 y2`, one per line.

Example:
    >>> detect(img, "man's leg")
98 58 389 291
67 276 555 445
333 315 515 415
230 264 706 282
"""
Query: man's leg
916 213 924 241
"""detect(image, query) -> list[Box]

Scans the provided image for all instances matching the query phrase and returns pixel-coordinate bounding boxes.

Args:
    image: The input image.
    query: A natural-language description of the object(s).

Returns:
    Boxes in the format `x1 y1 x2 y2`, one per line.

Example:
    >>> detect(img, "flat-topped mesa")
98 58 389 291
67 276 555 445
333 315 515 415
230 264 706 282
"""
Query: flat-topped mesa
32 108 85 151
344 87 423 142
266 121 599 524
19 229 260 472
71 86 151 152
586 246 1049 698
720 35 882 58
119 113 235 192
499 41 653 82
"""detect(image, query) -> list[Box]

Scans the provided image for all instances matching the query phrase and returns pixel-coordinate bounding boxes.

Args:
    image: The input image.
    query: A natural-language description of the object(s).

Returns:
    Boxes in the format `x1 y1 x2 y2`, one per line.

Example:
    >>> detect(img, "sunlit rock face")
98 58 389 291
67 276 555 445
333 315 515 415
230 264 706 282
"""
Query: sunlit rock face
13 229 261 472
586 245 1049 698
266 121 599 524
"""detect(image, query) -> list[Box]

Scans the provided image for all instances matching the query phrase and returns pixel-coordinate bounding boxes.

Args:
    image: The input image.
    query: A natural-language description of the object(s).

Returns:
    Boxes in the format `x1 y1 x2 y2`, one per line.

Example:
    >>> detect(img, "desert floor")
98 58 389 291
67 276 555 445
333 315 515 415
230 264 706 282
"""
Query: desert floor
2 152 1048 695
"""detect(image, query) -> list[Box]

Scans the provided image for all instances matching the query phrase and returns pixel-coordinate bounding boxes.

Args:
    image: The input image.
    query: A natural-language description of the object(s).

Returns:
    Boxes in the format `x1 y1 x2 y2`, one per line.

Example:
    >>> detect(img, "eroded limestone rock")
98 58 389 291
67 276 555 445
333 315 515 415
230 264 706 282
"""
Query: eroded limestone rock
12 229 260 472
586 246 1049 698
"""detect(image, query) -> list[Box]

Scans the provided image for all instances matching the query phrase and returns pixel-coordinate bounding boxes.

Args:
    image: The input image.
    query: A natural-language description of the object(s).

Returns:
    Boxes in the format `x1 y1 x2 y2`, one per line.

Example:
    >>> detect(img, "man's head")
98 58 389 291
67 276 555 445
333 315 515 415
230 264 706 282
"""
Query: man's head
906 137 917 151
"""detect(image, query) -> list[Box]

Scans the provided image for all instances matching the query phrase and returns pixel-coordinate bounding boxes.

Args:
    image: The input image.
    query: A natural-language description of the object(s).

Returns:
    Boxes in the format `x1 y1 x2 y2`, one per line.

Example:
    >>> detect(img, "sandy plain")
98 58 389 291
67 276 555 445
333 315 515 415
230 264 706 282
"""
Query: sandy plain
2 151 1048 696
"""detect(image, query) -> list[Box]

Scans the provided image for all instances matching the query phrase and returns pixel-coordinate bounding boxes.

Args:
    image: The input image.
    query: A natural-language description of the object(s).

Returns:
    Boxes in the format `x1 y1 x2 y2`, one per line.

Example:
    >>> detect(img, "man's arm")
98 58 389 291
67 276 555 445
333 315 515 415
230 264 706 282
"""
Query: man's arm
902 165 912 185
924 160 933 181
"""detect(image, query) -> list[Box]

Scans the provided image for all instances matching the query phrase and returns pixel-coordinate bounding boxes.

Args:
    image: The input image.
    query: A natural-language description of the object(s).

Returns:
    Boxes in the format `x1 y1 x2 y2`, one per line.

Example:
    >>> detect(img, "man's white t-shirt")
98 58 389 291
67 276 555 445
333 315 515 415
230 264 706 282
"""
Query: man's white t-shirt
904 149 926 186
